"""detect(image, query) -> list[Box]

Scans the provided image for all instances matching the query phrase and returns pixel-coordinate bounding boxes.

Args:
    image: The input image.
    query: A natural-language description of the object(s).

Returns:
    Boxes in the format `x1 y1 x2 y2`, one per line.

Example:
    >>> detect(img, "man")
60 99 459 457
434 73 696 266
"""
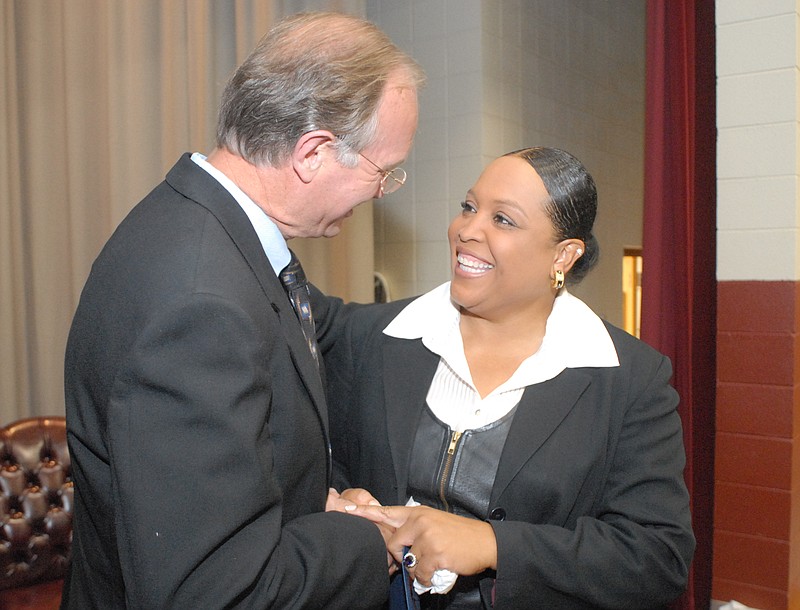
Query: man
62 12 423 609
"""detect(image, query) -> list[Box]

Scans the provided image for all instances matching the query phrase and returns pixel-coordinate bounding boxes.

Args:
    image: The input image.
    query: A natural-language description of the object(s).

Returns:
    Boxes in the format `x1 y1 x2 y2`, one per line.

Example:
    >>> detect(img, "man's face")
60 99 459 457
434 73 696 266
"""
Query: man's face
312 80 419 238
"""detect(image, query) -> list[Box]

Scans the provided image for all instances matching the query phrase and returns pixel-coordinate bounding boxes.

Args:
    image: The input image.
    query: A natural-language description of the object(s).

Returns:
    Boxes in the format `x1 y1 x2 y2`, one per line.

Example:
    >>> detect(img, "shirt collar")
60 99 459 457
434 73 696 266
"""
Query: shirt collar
384 282 619 392
191 152 290 275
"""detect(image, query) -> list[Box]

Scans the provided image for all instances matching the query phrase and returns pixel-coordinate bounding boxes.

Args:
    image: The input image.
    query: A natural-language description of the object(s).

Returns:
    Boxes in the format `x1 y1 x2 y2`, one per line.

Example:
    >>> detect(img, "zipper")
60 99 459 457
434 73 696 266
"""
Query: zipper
438 430 462 512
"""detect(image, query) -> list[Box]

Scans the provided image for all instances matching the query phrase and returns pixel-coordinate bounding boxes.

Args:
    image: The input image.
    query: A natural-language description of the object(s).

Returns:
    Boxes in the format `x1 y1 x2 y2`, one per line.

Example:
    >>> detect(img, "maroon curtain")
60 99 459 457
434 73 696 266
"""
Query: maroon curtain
642 1 716 608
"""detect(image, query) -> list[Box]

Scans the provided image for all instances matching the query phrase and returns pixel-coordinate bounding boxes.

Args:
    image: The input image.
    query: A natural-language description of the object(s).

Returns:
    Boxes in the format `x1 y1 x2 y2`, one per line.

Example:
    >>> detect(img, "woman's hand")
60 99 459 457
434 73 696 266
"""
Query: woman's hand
327 489 398 573
325 487 380 512
345 504 498 585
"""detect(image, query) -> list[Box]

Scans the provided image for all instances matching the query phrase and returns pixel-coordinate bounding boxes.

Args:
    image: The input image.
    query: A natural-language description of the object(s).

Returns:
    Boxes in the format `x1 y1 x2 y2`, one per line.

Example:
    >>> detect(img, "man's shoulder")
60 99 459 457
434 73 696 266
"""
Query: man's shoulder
349 296 416 330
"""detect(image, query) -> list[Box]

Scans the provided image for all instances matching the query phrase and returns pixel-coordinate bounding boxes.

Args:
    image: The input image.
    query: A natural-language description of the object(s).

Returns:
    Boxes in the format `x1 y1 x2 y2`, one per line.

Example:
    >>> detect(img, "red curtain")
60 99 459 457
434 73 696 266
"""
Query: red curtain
642 1 716 608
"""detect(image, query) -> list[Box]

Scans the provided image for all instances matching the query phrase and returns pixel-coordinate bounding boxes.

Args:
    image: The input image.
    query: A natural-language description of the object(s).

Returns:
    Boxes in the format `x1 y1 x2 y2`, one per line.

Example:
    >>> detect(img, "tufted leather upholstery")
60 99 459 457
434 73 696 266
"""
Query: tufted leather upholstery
0 416 71 604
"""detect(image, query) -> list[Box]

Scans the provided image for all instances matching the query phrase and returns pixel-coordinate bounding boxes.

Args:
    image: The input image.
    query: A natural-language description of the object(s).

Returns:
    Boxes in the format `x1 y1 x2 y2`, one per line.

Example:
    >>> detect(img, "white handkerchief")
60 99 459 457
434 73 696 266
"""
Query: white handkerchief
405 497 458 595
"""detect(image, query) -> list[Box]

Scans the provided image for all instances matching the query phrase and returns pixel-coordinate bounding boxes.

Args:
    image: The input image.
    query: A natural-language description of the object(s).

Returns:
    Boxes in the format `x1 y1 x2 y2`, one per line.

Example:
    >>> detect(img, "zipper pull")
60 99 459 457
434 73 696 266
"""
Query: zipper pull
447 431 462 455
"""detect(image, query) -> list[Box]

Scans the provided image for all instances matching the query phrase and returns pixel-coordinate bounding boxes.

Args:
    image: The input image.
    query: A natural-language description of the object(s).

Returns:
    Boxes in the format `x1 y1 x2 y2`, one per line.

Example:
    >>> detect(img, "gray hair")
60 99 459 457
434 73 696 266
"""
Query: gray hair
216 12 425 167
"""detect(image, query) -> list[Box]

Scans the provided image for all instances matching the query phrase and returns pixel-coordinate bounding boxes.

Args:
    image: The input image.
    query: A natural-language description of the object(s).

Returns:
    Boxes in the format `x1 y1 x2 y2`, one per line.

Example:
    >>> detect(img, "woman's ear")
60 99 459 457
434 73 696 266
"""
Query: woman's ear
291 130 336 183
554 239 586 275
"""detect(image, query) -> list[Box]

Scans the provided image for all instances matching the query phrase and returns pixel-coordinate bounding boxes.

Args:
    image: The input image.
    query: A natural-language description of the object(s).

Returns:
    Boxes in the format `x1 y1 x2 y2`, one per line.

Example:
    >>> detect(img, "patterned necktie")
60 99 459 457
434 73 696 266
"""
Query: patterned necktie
279 250 320 369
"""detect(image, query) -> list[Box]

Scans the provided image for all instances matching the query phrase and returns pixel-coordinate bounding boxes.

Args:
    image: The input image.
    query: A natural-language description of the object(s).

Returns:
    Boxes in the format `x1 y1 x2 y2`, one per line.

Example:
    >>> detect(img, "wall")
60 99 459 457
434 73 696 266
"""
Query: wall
714 1 800 609
367 0 484 302
368 0 646 328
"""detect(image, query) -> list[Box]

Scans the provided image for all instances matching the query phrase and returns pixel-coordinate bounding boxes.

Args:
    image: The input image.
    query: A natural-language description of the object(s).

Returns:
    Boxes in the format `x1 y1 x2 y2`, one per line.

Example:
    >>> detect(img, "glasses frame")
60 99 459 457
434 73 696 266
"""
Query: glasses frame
358 152 407 195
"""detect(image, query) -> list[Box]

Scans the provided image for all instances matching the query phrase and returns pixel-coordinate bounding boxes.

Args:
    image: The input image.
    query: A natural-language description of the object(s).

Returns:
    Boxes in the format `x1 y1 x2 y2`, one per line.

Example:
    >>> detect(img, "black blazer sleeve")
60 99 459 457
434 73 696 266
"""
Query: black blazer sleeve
106 294 387 609
489 329 694 608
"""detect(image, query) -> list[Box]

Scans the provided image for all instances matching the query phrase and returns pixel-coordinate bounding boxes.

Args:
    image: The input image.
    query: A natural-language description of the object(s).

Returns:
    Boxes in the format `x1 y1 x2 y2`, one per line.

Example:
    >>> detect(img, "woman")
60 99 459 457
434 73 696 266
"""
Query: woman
321 147 695 608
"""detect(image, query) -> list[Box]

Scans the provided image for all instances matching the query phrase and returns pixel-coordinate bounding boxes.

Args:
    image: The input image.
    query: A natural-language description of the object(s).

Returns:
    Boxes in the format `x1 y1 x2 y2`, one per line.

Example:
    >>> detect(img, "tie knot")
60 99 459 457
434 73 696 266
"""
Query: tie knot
280 251 307 291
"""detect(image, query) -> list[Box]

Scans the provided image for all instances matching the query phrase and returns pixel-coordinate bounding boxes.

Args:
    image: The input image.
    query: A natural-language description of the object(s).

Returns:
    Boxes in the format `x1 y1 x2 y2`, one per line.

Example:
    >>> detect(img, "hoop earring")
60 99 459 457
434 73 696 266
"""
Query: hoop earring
552 269 564 290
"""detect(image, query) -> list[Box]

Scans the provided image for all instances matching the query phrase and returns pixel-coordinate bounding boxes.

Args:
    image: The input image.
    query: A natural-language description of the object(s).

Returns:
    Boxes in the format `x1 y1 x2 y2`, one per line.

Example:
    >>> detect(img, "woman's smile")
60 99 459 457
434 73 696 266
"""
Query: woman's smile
455 251 494 276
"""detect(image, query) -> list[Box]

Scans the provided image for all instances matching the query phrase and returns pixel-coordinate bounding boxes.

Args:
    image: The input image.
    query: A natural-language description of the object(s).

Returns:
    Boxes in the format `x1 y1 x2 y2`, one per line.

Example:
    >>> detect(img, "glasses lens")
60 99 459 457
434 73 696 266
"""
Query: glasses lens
381 168 407 194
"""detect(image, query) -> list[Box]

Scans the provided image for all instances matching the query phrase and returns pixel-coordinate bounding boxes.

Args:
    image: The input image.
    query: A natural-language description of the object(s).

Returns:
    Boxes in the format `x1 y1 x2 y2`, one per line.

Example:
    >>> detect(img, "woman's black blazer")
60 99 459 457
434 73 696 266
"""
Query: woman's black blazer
316 294 696 609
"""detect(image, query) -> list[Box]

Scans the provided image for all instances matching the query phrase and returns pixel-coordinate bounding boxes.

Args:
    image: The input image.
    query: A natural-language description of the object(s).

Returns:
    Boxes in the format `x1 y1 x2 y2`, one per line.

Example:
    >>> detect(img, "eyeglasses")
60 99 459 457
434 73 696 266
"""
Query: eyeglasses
358 152 407 195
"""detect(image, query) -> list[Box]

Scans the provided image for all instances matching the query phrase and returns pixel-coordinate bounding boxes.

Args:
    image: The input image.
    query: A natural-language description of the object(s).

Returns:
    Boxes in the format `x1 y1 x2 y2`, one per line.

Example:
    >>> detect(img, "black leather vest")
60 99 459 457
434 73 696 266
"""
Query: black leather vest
408 404 517 519
406 404 518 610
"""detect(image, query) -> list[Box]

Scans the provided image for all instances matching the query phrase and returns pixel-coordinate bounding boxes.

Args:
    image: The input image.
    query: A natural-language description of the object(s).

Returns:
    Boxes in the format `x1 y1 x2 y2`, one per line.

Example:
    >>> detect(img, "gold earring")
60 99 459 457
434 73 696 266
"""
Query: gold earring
552 269 564 290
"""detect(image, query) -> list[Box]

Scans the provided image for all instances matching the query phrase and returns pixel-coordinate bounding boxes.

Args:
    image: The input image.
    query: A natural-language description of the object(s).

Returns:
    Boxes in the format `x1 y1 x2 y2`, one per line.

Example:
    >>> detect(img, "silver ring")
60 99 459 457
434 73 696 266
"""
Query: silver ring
402 551 417 569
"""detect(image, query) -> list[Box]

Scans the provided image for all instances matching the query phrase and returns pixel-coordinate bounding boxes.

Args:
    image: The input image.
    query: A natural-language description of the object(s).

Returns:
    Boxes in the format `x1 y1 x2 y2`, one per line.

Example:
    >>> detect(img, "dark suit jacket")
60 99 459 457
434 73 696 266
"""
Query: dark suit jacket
316 295 696 609
62 154 388 609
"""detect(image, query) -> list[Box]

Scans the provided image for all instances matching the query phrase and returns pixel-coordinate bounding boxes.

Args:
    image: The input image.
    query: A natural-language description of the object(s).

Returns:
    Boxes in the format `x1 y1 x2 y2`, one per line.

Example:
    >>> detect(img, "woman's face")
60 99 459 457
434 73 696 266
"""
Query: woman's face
448 155 561 321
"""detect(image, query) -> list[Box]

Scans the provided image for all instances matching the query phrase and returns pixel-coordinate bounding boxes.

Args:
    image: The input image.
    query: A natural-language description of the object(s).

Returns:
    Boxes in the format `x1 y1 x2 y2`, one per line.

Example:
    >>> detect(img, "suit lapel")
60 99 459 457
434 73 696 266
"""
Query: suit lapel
491 369 592 502
383 338 439 502
164 155 328 430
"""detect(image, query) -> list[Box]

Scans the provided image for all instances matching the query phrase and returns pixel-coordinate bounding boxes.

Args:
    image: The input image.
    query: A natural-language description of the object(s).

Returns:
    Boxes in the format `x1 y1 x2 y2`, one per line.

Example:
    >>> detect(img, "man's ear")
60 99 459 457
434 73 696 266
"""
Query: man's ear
291 130 337 183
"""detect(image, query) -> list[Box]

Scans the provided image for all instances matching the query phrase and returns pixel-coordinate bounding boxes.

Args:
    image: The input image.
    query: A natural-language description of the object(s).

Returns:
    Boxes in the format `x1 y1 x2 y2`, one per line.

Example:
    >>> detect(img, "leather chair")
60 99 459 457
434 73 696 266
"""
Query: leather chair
0 417 71 609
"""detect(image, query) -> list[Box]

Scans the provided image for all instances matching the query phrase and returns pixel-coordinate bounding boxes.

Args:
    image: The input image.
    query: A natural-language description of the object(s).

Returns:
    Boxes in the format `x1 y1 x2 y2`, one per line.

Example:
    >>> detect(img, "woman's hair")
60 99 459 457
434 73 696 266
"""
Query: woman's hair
216 12 425 167
505 147 599 284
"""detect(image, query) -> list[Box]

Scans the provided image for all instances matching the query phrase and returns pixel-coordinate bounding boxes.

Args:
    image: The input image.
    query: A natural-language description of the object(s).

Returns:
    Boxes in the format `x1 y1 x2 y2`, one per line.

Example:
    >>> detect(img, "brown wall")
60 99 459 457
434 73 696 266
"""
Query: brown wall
713 281 800 609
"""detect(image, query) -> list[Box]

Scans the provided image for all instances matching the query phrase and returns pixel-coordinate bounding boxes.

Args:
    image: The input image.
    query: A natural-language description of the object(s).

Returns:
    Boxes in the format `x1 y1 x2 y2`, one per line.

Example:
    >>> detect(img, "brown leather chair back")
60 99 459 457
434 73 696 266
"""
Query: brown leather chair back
0 417 72 591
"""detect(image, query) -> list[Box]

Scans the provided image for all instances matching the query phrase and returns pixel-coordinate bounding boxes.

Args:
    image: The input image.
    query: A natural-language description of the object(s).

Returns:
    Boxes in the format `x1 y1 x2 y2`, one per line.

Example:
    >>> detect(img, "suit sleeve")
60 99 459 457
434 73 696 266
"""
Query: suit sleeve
490 351 695 609
107 292 387 609
308 286 365 491
311 289 410 495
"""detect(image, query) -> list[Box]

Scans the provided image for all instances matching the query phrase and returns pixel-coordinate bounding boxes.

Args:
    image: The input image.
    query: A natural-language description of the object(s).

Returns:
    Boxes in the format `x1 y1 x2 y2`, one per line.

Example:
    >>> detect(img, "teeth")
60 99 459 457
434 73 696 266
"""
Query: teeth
457 254 494 274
